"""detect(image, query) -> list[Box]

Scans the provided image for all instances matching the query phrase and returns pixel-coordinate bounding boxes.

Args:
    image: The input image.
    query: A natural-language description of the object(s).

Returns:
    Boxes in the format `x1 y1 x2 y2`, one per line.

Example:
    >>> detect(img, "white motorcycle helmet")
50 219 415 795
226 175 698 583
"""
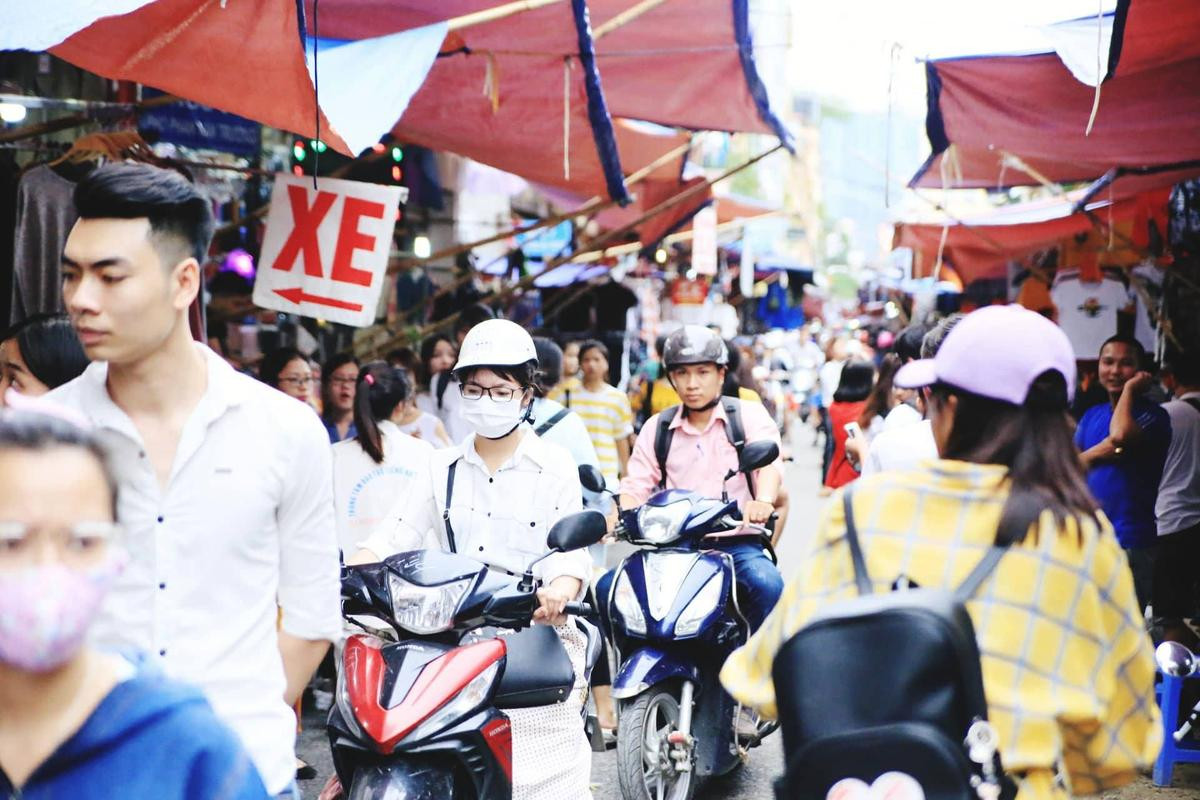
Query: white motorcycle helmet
453 318 539 375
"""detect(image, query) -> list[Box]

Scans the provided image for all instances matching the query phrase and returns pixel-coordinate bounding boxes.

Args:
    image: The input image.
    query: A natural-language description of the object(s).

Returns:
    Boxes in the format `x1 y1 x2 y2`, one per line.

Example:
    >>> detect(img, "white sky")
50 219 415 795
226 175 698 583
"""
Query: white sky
781 0 1118 113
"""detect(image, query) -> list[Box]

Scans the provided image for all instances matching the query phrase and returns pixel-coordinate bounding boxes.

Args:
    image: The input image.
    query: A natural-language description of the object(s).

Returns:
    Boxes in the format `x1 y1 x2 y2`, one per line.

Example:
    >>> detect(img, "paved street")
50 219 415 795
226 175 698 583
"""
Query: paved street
297 429 829 798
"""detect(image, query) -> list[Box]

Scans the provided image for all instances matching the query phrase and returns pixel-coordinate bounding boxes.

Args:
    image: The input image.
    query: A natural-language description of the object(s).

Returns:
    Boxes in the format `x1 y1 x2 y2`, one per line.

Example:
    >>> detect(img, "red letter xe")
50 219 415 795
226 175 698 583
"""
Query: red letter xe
271 185 337 276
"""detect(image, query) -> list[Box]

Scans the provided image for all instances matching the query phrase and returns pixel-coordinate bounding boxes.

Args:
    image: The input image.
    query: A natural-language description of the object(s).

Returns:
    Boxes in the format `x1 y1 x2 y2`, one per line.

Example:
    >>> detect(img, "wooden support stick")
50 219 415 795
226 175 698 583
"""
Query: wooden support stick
593 0 672 39
447 0 566 31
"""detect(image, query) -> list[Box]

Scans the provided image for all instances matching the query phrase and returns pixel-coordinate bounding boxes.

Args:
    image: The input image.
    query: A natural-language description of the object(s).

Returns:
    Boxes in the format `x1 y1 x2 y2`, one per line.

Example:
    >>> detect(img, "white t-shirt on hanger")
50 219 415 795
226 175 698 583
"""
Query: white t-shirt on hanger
1049 275 1130 360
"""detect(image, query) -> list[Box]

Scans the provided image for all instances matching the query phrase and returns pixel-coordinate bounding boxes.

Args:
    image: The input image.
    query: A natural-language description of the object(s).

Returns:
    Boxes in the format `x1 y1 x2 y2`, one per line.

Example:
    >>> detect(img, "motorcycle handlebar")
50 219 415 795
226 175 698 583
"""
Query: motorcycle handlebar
564 601 593 617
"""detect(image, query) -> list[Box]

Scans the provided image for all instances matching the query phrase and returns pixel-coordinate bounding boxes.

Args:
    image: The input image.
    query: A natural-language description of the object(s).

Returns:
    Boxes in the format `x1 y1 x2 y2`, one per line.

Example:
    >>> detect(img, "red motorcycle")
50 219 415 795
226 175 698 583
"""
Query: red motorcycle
325 509 607 799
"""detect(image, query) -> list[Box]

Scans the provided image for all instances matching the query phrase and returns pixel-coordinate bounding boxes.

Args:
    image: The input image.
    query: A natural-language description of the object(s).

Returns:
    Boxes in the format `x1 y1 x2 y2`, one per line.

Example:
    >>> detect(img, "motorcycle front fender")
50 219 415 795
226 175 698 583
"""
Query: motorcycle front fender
346 762 455 800
611 646 699 700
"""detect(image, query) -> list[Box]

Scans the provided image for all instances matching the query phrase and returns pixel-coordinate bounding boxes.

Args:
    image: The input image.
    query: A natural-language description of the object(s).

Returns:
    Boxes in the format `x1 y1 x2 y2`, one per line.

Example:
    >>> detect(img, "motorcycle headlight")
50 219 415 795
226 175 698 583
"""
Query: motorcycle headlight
613 571 647 635
386 574 471 635
637 500 691 545
402 661 499 744
673 576 723 638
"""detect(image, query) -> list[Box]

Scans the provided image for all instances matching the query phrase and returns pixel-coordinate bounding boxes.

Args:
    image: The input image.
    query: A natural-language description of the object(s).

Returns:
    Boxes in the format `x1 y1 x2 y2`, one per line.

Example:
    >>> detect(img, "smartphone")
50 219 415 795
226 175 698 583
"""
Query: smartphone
843 421 862 440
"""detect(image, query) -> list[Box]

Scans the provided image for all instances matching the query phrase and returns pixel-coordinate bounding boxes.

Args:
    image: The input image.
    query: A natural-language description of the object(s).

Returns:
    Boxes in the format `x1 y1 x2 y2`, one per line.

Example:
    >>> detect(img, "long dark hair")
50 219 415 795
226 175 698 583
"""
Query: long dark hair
2 314 89 390
833 359 874 403
859 353 901 429
419 334 456 388
352 361 412 464
933 370 1098 545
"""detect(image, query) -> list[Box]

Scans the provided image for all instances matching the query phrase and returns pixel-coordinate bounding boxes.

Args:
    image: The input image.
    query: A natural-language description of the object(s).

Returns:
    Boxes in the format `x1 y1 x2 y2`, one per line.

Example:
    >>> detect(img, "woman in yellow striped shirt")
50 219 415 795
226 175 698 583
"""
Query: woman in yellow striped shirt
721 306 1160 799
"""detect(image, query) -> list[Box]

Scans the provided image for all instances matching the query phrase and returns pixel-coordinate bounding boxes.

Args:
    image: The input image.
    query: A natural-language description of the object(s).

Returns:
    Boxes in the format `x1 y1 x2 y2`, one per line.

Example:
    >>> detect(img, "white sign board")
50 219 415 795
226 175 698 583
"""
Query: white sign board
691 204 718 276
253 173 403 327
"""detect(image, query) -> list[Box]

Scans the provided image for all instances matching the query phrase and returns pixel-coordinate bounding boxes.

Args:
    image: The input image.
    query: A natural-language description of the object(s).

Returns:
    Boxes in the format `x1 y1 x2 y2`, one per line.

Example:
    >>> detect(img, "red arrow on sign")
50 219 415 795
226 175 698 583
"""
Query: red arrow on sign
273 287 364 312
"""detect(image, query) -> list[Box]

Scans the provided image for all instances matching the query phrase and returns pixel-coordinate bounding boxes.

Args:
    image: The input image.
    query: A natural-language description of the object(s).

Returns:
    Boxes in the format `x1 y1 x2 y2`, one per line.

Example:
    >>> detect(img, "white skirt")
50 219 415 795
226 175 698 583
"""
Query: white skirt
506 622 593 800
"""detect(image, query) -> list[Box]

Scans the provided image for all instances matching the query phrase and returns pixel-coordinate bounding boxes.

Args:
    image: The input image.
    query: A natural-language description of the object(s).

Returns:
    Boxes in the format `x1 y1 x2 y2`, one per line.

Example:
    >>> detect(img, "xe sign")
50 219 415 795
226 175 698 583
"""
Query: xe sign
253 174 404 326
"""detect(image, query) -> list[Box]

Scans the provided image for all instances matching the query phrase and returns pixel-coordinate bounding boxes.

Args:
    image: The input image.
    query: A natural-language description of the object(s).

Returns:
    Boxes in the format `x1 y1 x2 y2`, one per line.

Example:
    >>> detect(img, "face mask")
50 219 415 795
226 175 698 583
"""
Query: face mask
460 394 529 439
0 558 123 673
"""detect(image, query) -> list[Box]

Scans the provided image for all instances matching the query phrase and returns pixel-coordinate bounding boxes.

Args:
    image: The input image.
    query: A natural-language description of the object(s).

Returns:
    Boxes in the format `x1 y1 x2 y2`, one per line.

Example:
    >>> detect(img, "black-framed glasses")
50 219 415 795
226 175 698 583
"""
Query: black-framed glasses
278 376 313 387
460 383 520 402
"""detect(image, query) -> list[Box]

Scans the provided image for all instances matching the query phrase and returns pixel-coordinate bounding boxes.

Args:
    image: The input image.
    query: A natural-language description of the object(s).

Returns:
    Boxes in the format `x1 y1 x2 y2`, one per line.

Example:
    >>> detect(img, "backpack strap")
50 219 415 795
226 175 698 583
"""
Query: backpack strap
442 458 460 553
534 408 570 436
653 406 680 490
841 487 874 596
435 371 452 411
721 397 754 499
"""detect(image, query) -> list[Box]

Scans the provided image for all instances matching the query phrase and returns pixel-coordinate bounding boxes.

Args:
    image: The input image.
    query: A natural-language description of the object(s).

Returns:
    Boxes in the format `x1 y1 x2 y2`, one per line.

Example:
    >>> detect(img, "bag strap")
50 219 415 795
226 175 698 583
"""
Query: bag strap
654 406 680 490
841 487 873 596
435 371 451 411
955 492 1040 600
534 408 570 436
442 458 460 553
721 397 754 499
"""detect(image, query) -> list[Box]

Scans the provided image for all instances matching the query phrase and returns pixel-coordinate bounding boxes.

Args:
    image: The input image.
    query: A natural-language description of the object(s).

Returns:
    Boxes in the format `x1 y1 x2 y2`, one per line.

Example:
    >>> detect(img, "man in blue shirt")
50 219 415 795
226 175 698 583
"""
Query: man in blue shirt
1075 335 1171 613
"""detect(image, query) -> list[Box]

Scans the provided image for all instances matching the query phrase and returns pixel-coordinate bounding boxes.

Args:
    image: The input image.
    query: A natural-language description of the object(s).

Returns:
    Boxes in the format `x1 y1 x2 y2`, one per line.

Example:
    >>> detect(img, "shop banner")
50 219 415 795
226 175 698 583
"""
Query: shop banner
139 91 261 157
254 174 403 327
691 205 718 276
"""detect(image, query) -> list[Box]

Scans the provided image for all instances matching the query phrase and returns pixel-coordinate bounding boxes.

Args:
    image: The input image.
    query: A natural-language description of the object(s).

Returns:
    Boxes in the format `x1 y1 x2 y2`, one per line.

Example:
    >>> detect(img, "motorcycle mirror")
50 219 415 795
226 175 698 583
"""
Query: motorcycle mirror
546 509 608 552
578 464 607 494
1155 640 1198 678
739 440 779 473
340 565 376 616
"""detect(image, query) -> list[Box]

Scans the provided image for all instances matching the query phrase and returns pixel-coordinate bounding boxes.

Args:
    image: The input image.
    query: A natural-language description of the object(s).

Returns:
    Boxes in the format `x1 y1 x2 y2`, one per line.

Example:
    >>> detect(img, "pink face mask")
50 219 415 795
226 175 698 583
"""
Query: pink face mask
0 558 123 673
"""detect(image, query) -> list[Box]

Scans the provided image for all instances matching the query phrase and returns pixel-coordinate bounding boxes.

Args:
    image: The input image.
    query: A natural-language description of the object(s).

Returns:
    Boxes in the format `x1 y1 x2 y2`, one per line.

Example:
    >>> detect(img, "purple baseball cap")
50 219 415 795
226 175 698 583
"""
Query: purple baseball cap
894 305 1076 405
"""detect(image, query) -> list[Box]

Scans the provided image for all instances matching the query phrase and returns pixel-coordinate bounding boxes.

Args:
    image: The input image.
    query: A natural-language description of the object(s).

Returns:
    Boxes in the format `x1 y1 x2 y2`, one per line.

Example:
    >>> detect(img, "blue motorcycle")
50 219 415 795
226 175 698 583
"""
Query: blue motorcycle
590 441 780 800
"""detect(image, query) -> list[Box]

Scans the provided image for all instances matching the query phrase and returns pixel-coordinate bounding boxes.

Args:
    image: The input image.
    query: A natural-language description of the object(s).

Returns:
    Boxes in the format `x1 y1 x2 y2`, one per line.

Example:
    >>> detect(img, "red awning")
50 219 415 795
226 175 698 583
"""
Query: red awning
912 50 1200 190
895 188 1169 283
1110 0 1200 78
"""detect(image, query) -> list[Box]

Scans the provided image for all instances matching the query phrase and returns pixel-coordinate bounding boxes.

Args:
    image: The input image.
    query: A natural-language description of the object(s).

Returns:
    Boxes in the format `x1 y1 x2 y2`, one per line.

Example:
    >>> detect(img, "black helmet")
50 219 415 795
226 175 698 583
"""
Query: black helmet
662 325 728 369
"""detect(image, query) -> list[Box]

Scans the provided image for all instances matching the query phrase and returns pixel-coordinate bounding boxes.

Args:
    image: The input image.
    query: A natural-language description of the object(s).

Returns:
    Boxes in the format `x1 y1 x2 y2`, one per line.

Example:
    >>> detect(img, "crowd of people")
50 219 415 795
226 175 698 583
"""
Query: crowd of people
0 160 1190 800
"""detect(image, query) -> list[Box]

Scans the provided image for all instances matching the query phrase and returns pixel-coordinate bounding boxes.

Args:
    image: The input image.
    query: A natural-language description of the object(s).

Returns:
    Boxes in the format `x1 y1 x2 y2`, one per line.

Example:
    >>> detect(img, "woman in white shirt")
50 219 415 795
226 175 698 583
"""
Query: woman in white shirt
351 320 593 800
332 362 435 556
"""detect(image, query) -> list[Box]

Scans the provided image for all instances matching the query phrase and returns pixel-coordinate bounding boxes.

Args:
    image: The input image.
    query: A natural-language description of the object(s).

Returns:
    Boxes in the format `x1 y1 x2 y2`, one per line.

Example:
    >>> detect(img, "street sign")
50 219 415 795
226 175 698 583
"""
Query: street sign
254 173 404 327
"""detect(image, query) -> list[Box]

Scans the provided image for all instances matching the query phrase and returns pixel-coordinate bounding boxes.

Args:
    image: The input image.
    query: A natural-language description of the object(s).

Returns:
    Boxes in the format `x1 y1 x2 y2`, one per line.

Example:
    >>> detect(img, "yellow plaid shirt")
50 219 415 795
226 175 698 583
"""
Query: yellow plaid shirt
720 460 1162 799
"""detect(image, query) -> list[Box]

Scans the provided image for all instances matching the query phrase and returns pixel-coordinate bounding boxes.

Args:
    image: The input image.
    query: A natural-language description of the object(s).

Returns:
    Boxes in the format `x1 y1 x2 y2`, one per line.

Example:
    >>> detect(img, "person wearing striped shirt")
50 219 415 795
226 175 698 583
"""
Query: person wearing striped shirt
552 340 633 485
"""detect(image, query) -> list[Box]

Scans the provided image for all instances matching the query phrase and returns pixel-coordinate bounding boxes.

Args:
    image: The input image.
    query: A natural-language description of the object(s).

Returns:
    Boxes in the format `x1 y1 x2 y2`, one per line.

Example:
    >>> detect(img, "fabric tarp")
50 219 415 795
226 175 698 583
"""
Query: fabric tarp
895 188 1169 283
912 50 1200 190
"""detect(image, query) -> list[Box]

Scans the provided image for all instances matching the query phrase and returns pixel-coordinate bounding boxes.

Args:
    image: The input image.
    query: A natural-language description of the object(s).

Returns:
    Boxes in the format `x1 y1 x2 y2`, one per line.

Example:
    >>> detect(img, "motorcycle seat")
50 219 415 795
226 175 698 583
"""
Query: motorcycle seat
494 625 576 709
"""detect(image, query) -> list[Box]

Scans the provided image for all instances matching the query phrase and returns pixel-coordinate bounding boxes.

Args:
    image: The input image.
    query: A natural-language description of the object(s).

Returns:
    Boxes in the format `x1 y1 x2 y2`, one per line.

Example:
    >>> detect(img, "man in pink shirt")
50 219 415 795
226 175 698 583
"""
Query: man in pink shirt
613 326 784 629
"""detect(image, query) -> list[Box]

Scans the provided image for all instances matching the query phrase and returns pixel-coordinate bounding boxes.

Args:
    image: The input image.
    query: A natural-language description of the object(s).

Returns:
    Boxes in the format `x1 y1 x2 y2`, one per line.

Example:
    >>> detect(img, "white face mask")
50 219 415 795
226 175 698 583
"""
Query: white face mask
460 393 529 439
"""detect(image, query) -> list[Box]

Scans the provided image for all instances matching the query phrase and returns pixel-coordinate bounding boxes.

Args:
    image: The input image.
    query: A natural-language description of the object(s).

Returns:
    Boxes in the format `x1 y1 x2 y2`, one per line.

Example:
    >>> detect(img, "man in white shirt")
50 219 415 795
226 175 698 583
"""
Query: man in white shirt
51 163 341 796
1154 355 1200 646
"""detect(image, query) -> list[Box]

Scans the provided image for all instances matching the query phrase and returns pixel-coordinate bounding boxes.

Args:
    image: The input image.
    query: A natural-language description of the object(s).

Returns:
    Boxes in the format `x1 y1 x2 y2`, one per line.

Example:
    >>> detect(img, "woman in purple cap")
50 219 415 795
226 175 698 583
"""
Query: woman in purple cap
720 305 1160 799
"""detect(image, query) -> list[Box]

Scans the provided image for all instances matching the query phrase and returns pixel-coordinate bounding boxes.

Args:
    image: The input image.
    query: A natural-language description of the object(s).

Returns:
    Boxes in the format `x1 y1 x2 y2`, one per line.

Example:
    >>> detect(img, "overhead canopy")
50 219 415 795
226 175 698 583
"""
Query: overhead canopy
911 0 1200 191
894 188 1170 283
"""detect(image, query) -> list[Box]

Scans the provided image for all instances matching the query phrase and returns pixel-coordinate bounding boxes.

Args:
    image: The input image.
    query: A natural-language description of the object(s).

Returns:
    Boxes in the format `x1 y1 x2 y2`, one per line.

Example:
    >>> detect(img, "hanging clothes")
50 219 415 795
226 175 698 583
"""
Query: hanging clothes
1128 261 1166 355
10 165 79 324
1049 271 1130 360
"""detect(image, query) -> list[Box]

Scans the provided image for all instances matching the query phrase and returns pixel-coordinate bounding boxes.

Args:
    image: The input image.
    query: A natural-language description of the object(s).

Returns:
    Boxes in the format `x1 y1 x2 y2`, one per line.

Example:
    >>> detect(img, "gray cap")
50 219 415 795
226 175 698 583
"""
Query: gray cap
662 325 728 369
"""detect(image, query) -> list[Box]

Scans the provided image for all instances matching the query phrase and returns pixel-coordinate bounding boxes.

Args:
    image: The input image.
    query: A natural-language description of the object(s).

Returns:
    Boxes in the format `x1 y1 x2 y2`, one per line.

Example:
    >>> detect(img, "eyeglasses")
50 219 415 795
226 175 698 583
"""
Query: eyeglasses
328 376 358 386
460 383 521 402
278 376 313 387
0 521 120 565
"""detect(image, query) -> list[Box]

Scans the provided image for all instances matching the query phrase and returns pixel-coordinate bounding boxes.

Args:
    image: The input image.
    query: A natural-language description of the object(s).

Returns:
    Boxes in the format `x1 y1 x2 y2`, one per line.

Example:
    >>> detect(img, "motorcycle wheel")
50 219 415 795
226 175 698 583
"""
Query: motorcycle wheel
616 688 696 800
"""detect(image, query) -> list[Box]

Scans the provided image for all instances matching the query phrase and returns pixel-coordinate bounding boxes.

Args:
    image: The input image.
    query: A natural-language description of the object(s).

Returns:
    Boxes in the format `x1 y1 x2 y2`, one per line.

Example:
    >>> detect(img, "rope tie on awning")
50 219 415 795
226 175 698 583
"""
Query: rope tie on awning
562 55 573 180
934 145 961 277
482 52 501 113
1085 0 1104 136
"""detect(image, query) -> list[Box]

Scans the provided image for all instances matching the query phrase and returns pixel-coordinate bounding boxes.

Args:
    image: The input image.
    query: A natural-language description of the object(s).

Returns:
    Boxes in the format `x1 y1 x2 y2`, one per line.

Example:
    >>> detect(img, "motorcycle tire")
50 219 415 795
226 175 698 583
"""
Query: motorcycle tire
616 688 697 800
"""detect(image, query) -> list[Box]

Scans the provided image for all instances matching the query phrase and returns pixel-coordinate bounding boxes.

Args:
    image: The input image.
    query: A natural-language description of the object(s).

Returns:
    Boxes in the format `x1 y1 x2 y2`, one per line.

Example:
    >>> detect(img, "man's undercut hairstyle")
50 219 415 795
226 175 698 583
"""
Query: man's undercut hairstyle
920 313 965 360
1100 334 1145 365
73 162 215 267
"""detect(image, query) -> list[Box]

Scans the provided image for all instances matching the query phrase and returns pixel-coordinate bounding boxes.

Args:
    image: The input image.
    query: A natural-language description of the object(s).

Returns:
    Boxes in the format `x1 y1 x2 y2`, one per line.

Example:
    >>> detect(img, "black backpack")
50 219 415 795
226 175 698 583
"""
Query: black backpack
769 486 1030 800
653 397 753 496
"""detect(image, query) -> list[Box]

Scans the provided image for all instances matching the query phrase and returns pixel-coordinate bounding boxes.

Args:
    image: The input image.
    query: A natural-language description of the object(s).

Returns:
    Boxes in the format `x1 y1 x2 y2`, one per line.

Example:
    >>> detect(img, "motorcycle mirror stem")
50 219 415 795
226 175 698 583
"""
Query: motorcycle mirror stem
721 467 738 502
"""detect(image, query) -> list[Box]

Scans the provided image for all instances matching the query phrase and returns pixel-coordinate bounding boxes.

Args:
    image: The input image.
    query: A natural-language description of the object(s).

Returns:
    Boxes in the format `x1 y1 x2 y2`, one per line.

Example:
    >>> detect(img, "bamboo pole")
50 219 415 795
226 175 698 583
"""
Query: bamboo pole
357 142 785 358
391 139 689 271
593 0 672 39
0 93 180 144
447 0 567 31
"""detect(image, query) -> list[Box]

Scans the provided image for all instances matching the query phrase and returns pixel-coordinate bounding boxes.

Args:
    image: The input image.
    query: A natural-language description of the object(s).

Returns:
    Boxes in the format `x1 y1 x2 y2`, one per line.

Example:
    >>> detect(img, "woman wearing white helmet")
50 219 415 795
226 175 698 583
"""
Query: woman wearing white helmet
350 318 593 800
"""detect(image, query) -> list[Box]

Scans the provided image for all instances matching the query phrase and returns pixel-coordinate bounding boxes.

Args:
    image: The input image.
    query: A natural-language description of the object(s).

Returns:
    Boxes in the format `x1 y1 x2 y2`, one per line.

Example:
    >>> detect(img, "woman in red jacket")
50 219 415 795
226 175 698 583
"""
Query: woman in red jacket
825 359 874 489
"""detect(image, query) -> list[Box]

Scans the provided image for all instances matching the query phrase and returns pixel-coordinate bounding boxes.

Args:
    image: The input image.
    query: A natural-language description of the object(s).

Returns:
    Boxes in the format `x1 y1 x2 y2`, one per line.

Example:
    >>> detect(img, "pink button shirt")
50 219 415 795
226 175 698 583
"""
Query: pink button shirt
620 400 783 508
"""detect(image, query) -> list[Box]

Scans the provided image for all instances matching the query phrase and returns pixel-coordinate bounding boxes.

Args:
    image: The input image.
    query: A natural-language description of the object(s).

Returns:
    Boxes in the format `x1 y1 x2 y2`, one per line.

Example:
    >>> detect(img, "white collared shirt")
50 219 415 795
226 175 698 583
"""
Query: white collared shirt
359 425 591 590
333 420 435 554
49 345 342 794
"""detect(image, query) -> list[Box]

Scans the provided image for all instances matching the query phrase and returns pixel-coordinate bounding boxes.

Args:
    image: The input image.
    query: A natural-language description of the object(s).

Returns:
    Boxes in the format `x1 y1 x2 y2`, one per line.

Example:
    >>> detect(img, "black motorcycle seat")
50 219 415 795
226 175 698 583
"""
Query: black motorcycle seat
494 625 576 709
